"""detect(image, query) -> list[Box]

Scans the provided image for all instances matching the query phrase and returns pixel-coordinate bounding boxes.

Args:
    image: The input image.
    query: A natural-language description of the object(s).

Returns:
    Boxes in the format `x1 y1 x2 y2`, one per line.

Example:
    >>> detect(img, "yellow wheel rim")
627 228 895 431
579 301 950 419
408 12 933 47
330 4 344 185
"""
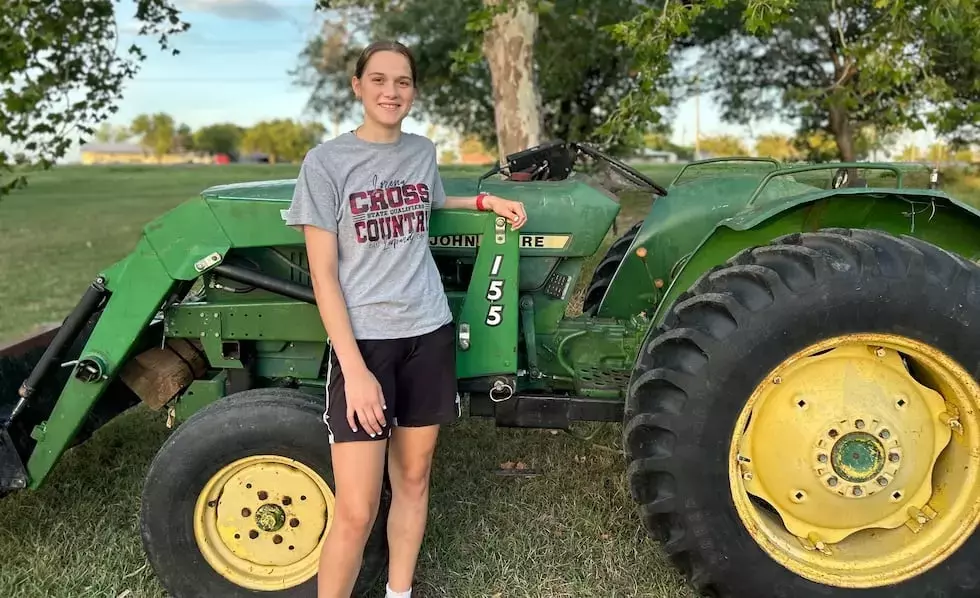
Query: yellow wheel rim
193 455 335 591
729 333 980 588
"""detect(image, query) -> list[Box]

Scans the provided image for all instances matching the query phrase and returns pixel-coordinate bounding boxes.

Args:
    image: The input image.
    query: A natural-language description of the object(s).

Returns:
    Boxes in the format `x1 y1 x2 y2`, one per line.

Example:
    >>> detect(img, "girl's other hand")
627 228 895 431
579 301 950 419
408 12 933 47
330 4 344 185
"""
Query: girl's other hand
343 366 387 436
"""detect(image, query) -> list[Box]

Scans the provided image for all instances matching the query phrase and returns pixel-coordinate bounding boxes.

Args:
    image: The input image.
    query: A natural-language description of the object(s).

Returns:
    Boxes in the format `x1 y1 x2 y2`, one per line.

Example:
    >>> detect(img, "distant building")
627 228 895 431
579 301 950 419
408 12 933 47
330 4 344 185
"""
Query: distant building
80 142 213 165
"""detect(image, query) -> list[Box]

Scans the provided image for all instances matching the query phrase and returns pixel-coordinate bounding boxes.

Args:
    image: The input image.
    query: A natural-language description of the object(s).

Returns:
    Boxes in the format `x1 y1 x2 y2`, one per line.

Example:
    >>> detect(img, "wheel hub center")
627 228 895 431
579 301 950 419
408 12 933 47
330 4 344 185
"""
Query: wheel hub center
255 503 286 532
831 432 885 483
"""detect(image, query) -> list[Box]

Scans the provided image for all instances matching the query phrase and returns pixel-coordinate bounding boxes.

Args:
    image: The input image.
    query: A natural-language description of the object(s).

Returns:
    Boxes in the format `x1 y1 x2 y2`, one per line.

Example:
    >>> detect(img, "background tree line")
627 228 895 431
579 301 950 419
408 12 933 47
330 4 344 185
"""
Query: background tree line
1 0 978 197
91 114 326 164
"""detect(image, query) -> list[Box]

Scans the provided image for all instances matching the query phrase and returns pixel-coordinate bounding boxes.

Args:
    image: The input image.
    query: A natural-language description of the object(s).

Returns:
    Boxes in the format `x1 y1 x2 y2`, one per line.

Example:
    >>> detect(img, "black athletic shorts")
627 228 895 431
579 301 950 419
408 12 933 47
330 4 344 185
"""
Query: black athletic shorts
323 322 460 443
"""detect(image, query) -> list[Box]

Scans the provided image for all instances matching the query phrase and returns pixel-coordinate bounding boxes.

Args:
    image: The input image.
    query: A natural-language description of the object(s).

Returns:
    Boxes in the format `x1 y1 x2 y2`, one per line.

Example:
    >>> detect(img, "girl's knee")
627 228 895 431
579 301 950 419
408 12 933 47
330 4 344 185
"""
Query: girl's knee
332 497 380 539
390 460 432 500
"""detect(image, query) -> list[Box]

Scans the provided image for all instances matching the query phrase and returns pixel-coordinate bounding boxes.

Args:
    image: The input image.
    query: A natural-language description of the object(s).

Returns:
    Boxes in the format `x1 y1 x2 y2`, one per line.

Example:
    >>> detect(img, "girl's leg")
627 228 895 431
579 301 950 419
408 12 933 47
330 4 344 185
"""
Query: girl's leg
318 438 389 598
385 424 441 593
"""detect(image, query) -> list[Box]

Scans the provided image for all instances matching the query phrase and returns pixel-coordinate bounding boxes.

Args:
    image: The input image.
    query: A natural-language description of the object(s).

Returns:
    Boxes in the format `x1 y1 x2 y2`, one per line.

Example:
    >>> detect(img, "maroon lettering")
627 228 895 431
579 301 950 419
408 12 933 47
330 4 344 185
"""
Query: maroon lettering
417 183 429 203
355 220 367 243
349 191 369 215
369 189 387 212
386 187 404 208
403 184 420 205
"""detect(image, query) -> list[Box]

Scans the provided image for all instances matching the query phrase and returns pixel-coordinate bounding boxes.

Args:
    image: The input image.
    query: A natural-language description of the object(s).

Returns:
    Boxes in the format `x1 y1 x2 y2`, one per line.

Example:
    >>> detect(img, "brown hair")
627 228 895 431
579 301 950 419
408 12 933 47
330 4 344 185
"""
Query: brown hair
354 40 418 88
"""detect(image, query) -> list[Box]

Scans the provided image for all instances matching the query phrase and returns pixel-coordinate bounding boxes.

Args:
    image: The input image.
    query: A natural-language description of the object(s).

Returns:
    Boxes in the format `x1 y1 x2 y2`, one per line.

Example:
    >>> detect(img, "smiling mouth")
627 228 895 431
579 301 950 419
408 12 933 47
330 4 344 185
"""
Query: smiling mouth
379 103 400 111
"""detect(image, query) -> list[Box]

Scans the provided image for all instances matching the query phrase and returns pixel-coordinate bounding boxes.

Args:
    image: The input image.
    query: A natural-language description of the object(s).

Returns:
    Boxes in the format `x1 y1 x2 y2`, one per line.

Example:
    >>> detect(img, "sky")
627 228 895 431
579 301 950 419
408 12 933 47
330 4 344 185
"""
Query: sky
22 0 937 163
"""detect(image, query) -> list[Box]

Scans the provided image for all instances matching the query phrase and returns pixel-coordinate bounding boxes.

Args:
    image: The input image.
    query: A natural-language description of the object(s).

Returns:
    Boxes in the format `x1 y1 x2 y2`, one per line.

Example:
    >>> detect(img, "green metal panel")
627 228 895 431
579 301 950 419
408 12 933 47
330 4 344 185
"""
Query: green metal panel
175 371 229 423
454 214 521 378
167 300 325 343
206 197 305 248
651 193 980 328
26 238 177 488
598 169 980 321
142 197 232 280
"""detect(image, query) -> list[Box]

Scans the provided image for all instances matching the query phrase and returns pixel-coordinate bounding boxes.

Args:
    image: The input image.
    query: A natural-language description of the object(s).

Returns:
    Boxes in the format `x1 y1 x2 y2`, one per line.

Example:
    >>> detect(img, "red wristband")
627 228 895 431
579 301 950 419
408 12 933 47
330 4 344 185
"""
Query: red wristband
476 192 489 211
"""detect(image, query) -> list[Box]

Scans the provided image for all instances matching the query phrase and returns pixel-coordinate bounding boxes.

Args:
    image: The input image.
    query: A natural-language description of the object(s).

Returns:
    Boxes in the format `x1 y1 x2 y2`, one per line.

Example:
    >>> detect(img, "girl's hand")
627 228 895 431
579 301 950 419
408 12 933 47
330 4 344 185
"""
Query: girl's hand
343 365 387 436
484 195 528 230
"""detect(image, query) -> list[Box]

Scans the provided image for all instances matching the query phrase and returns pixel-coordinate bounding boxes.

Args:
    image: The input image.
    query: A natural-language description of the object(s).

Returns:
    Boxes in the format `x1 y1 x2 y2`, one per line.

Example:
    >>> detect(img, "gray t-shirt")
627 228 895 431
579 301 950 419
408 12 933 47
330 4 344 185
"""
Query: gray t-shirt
284 131 453 340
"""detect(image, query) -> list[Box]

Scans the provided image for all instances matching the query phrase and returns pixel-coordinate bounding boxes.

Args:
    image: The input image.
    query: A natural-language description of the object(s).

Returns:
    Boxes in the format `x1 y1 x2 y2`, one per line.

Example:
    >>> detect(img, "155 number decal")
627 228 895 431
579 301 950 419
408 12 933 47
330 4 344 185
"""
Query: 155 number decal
486 254 504 326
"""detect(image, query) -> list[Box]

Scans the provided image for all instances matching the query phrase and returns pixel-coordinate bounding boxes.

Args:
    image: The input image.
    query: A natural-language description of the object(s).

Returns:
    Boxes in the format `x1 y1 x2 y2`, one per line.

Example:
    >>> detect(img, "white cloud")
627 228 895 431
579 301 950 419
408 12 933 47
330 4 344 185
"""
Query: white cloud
177 0 288 22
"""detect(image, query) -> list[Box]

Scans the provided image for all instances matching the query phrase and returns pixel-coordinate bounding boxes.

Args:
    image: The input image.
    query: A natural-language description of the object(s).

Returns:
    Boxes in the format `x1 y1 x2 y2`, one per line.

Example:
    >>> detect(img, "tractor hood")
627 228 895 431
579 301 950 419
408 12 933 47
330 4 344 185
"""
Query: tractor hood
201 179 298 202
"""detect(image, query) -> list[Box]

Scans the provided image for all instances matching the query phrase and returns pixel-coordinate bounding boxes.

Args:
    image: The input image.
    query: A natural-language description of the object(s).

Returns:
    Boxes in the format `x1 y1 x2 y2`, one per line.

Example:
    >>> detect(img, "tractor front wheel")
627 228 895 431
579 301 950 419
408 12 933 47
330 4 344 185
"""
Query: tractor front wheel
625 228 980 597
140 388 390 597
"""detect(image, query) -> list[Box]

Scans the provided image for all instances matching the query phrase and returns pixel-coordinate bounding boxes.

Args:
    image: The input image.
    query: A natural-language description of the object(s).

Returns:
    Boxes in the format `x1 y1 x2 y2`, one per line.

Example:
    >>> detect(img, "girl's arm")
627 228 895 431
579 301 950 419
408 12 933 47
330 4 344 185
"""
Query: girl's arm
303 225 387 436
441 193 528 229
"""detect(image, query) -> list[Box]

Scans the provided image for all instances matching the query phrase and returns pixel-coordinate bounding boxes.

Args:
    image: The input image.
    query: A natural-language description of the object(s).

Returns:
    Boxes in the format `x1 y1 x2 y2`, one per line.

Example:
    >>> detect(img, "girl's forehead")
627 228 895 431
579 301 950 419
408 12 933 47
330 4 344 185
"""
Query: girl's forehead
362 51 413 77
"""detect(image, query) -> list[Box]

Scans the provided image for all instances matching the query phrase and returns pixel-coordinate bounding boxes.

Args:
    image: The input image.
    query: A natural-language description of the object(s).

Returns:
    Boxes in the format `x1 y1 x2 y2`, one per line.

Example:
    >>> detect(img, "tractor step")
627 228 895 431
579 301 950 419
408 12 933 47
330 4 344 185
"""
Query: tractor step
0 428 28 492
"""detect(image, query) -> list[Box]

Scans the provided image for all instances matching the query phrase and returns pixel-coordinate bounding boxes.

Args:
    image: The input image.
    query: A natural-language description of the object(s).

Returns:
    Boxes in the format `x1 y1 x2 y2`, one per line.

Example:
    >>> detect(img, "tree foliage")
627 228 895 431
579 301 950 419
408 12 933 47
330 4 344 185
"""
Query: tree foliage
194 123 246 157
240 119 328 164
131 112 176 161
604 0 980 161
93 122 131 143
698 134 749 157
1 0 189 197
302 0 652 154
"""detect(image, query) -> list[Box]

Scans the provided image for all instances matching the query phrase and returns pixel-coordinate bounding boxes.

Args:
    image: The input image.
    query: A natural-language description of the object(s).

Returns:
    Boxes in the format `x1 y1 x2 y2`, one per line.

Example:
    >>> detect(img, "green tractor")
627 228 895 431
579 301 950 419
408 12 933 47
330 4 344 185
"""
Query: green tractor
3 142 980 598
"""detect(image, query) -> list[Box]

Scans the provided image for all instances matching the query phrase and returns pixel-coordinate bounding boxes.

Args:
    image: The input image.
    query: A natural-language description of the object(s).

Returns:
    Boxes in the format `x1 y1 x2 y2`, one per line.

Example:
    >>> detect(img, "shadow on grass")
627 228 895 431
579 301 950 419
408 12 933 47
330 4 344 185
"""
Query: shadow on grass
0 399 693 598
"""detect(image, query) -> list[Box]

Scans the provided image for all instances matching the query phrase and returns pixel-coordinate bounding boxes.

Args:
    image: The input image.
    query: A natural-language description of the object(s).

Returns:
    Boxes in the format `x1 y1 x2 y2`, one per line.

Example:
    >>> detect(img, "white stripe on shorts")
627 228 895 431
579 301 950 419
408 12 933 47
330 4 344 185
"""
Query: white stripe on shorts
323 342 335 444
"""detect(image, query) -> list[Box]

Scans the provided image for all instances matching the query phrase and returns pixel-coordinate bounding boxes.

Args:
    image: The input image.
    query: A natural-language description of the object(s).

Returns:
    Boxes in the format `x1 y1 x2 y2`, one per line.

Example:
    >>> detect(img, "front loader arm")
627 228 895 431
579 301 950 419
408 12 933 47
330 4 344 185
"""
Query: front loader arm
23 238 181 488
3 197 233 491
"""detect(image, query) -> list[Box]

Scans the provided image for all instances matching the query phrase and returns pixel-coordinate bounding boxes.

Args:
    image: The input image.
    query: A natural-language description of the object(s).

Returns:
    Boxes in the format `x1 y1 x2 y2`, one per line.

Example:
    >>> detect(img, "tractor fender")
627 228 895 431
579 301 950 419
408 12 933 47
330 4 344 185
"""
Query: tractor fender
652 188 980 328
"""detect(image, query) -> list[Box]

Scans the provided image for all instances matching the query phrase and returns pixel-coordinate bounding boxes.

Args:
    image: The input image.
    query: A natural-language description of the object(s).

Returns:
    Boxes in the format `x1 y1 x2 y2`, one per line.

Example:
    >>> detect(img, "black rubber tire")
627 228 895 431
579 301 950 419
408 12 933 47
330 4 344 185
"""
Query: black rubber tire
140 388 390 598
582 221 643 313
624 228 980 597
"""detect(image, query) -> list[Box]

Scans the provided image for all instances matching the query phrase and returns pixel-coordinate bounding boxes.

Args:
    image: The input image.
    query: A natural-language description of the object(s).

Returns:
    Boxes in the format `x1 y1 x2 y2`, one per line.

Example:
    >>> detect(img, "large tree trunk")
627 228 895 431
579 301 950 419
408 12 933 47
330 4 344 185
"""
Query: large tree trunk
829 103 856 162
482 0 542 164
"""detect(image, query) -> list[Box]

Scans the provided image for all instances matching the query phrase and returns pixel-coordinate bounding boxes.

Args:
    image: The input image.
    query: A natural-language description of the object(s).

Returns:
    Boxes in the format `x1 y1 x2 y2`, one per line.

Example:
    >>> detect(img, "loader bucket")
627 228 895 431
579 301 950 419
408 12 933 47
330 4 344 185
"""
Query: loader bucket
0 324 60 493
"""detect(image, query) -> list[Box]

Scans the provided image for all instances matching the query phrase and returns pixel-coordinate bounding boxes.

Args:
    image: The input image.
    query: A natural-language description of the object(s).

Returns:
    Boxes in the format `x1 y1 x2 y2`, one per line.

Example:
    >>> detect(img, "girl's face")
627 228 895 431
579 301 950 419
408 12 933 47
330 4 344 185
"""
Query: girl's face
352 50 416 129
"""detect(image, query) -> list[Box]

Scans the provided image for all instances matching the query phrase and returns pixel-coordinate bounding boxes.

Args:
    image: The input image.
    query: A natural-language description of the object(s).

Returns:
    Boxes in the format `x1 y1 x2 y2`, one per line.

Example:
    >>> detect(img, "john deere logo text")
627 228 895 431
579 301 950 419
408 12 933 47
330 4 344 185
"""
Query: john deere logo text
429 234 571 249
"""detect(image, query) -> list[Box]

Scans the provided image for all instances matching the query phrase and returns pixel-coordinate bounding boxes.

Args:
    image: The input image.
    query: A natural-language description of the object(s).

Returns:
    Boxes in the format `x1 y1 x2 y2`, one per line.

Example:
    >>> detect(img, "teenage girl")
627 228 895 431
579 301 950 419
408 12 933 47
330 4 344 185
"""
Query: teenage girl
284 40 528 598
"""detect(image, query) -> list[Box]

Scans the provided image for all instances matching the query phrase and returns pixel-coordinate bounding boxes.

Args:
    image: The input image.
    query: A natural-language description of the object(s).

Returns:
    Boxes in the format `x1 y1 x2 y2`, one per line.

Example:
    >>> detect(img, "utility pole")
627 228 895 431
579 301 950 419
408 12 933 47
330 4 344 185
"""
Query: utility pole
693 74 701 159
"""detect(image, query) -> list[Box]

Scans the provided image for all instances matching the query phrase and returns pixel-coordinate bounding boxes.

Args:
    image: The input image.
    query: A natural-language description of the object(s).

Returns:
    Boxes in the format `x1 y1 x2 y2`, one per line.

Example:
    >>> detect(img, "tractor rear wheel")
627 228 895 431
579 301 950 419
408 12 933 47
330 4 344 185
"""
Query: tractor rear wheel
625 228 980 597
140 387 390 597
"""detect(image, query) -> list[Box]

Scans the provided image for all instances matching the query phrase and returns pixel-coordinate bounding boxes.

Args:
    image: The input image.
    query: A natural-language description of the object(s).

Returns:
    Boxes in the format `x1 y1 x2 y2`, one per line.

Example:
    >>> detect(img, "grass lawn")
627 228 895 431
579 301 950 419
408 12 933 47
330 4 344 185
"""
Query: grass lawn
1 160 978 597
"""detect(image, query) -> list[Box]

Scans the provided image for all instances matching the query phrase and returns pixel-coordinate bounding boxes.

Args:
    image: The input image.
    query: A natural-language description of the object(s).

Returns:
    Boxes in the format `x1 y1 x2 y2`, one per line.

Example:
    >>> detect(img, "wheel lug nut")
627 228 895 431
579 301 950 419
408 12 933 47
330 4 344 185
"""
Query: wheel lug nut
818 454 828 463
855 419 865 429
249 530 259 539
241 508 251 518
258 490 269 500
889 452 900 462
282 496 292 506
880 429 890 439
290 518 300 528
877 477 888 486
853 487 863 497
827 477 838 487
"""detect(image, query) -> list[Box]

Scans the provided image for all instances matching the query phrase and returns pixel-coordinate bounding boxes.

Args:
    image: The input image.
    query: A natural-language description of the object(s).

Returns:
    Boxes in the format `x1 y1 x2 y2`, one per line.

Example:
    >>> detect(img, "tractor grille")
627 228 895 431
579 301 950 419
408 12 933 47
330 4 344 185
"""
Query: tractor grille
576 365 632 390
